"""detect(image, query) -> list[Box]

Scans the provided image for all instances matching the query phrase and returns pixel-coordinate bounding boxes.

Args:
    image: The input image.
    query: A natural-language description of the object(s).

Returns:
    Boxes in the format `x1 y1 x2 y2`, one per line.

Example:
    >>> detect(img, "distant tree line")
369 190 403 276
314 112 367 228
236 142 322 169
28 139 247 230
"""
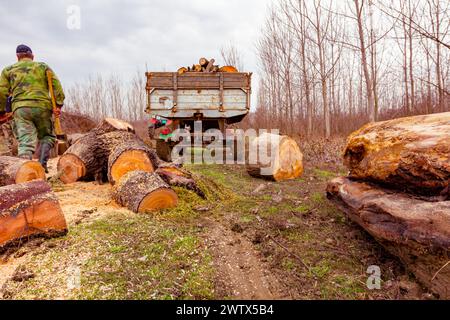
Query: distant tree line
252 0 449 137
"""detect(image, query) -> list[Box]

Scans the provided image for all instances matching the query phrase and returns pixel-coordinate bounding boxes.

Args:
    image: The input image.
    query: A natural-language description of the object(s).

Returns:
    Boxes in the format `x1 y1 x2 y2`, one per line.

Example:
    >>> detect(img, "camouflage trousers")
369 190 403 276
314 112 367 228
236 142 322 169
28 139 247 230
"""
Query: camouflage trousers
12 107 56 157
0 122 15 156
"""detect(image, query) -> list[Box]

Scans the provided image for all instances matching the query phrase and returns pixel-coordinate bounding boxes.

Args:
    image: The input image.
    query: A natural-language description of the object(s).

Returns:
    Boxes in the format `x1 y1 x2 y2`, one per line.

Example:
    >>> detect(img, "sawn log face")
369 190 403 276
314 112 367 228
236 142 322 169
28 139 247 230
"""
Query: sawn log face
107 139 160 185
0 180 68 251
246 133 304 182
0 156 46 187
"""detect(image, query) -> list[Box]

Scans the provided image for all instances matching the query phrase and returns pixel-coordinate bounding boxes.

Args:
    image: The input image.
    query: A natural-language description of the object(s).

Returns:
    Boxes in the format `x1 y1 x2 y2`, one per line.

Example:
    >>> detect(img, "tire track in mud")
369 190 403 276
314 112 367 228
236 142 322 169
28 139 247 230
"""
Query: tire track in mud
202 218 286 300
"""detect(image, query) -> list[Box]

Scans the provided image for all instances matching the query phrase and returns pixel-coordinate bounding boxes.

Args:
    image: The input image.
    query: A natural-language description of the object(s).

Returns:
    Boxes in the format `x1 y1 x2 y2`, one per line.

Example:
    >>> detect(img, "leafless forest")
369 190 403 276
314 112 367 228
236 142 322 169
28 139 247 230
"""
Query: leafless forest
66 0 449 137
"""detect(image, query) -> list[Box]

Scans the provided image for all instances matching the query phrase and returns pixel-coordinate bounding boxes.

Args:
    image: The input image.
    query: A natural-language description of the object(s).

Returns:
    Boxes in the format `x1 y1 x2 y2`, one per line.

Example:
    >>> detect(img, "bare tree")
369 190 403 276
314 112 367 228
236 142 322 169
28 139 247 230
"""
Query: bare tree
220 43 244 71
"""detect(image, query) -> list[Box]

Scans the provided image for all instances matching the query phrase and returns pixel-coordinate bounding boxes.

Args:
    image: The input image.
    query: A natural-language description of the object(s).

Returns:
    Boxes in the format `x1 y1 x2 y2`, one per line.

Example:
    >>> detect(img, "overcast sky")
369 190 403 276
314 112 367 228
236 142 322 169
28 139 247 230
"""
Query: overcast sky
0 0 272 108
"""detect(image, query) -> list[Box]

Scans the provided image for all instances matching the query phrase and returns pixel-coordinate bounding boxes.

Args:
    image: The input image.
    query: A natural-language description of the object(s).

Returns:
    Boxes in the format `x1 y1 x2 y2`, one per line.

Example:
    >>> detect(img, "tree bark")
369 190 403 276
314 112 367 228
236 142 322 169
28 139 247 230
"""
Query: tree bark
327 177 450 299
67 133 86 146
246 133 303 182
344 112 450 196
113 171 178 213
0 180 68 252
354 0 376 122
0 156 46 187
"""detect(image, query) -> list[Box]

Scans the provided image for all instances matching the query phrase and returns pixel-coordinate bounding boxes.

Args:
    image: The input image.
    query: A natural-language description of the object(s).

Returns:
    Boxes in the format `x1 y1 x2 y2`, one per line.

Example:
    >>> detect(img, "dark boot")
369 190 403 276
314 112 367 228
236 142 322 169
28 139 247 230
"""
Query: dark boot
39 143 52 173
19 152 32 160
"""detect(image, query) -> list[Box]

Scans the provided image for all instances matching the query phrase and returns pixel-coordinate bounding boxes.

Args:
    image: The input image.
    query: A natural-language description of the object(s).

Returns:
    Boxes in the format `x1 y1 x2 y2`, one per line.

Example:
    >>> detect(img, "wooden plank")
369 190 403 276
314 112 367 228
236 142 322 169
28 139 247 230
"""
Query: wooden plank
147 72 251 90
149 89 247 111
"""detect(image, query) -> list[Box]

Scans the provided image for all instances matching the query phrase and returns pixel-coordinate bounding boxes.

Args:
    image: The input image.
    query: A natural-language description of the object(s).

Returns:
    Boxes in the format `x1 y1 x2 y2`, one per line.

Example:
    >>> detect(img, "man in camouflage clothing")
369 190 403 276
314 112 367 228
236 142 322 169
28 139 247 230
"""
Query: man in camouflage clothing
0 45 65 171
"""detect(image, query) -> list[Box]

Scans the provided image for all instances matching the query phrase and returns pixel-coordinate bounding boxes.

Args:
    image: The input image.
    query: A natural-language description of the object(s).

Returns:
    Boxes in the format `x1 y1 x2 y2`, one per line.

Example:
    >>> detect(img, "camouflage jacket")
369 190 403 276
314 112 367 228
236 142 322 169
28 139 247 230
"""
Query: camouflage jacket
0 58 65 113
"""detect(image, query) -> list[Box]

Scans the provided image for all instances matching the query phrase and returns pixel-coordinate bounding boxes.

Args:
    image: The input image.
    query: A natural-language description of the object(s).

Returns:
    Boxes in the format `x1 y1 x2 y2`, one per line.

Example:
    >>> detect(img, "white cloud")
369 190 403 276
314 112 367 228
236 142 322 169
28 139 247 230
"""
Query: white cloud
0 0 272 110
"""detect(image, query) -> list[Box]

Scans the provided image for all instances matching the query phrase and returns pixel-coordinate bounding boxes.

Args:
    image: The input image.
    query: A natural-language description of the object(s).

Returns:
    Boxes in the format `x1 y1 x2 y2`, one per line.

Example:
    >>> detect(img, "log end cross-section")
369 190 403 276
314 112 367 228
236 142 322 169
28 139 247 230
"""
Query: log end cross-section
0 180 68 251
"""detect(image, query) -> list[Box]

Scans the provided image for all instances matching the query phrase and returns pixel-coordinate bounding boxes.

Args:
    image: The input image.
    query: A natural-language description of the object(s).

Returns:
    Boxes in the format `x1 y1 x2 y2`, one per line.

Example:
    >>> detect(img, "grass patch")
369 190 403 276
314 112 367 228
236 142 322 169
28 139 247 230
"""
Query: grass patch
311 192 325 204
3 213 215 300
240 214 256 223
285 230 313 242
292 204 311 214
313 169 337 180
310 261 332 279
261 206 280 217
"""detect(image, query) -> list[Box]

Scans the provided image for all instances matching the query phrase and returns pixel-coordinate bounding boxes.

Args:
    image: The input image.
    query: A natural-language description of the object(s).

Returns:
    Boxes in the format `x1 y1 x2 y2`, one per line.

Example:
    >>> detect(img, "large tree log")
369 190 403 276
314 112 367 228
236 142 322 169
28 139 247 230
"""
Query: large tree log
57 131 99 184
0 156 46 187
0 180 68 252
108 139 159 185
344 112 450 196
246 133 304 182
58 118 135 184
327 177 450 299
113 171 178 213
58 131 137 184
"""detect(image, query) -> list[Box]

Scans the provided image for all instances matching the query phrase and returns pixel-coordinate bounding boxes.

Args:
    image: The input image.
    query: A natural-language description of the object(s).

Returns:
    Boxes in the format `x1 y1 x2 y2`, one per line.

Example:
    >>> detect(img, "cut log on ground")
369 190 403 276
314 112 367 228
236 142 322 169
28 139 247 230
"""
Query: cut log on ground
246 133 304 182
108 140 159 185
156 166 206 199
57 131 99 184
0 156 46 187
113 171 178 213
58 118 135 183
344 112 450 196
0 180 68 252
327 177 450 299
58 130 137 184
93 118 135 136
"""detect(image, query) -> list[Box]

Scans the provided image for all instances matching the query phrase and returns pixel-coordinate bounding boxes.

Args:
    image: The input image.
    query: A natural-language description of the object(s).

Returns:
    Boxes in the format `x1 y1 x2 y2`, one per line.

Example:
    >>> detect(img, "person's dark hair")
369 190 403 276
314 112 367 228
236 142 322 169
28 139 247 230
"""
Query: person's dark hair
16 44 33 60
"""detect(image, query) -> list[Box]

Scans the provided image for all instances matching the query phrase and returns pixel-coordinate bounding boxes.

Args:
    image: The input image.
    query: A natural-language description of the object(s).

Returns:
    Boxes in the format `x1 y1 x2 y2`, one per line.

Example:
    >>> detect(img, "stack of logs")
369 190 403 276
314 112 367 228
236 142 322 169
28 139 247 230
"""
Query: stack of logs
327 112 450 299
57 118 203 213
0 157 67 251
177 57 238 74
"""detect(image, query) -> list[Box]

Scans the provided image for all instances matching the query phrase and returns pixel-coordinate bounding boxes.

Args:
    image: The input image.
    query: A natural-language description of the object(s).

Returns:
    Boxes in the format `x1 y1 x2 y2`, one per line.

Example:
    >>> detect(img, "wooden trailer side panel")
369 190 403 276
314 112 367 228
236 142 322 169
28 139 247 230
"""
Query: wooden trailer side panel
145 72 252 119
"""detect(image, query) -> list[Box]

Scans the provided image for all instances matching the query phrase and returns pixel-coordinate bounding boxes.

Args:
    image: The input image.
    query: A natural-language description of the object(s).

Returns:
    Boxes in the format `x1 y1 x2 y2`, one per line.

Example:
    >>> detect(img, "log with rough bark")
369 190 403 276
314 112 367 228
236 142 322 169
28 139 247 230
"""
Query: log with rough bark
344 112 450 196
57 131 100 184
327 177 450 299
113 171 178 213
58 118 135 181
246 133 304 182
108 139 159 185
0 156 46 187
156 166 206 199
0 180 68 251
199 57 210 67
58 131 137 184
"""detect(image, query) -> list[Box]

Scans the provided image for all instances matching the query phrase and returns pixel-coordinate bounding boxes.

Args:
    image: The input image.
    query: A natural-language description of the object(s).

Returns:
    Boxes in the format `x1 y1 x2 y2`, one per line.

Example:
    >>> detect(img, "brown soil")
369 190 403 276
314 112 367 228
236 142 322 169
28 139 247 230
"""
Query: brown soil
202 217 286 300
